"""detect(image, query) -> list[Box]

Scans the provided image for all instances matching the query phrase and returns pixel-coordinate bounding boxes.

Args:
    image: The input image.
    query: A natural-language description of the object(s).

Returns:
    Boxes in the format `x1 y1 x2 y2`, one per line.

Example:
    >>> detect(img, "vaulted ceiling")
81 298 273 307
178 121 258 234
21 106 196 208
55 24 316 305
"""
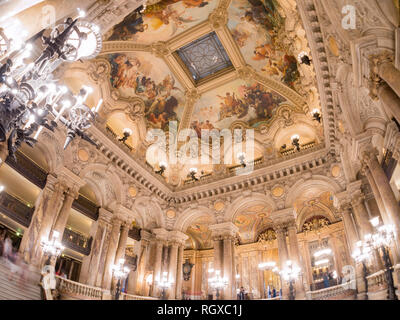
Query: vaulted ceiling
78 0 325 189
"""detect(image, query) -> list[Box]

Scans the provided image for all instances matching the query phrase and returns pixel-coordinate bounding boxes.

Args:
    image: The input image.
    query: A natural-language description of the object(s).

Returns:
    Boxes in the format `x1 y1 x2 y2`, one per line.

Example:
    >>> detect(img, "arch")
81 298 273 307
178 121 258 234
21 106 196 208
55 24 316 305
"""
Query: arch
224 192 277 223
296 202 337 232
284 175 342 210
132 196 165 229
78 163 124 209
174 206 216 232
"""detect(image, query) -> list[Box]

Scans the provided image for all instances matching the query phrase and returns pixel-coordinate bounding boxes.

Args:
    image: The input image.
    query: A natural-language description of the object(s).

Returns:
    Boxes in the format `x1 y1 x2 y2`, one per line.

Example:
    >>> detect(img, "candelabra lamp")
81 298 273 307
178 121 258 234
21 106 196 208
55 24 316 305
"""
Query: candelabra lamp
208 270 228 300
157 271 172 300
112 258 130 300
40 231 65 259
280 260 301 300
0 11 102 161
365 217 398 300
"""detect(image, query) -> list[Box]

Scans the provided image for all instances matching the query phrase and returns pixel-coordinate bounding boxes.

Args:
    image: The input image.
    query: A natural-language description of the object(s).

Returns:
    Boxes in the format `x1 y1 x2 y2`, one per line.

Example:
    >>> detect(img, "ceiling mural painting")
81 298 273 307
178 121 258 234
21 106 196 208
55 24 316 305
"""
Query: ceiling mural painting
234 204 272 243
190 79 287 136
294 190 336 226
186 215 213 250
107 52 185 131
105 0 218 44
228 0 301 91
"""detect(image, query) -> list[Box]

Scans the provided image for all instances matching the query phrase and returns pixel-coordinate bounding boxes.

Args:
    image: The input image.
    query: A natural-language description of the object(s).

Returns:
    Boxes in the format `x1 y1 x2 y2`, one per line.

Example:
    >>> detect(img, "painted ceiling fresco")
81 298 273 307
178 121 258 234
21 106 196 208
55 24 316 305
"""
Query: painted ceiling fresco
294 190 335 219
186 215 213 249
228 0 301 91
106 0 218 44
107 52 185 131
234 204 272 243
190 79 287 135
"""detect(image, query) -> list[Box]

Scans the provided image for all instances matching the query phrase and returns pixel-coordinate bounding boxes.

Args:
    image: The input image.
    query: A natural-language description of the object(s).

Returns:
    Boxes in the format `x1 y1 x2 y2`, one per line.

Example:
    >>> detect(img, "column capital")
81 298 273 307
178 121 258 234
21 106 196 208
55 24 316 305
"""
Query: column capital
98 208 113 225
270 207 295 225
368 51 394 99
333 191 352 210
168 230 188 246
152 228 169 241
209 222 239 239
140 229 153 243
55 167 85 194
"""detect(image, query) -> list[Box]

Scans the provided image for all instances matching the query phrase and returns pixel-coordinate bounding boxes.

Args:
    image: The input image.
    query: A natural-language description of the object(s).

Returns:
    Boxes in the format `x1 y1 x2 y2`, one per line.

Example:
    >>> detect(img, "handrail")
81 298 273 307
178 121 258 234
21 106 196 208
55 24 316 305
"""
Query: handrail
306 280 356 300
56 276 103 299
120 293 159 300
366 270 387 288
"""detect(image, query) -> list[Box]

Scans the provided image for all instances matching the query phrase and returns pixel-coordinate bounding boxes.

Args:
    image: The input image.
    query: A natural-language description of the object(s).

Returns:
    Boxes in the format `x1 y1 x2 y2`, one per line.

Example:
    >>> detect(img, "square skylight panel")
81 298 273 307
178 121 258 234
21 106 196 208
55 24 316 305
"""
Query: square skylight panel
176 32 233 83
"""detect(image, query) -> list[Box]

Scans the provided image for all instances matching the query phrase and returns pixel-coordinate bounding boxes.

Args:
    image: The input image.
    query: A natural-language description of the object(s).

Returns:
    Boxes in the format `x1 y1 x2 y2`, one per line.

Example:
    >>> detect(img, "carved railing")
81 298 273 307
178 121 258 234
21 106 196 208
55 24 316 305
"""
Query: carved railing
72 195 99 221
280 141 316 156
106 125 134 152
128 227 141 241
5 150 47 189
62 228 93 256
367 270 387 291
0 191 34 227
120 293 159 300
56 276 103 300
306 280 356 300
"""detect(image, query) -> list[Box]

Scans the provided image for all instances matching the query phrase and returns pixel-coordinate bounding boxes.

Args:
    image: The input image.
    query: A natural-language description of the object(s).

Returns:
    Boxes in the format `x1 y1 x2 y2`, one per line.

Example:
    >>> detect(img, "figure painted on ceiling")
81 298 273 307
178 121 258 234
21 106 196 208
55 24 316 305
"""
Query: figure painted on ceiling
109 53 183 131
107 0 210 42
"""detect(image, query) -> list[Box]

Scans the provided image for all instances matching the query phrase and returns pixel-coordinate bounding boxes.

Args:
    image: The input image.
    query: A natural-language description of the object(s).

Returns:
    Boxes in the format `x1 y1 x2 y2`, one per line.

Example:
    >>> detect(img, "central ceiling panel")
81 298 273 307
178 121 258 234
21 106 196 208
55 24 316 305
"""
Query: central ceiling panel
175 31 234 84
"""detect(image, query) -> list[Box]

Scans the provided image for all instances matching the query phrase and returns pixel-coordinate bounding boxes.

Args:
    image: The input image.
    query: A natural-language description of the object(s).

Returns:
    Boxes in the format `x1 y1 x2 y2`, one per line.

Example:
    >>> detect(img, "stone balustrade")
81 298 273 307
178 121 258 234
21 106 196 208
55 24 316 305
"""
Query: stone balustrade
306 281 356 300
56 276 103 300
366 270 388 299
120 293 159 300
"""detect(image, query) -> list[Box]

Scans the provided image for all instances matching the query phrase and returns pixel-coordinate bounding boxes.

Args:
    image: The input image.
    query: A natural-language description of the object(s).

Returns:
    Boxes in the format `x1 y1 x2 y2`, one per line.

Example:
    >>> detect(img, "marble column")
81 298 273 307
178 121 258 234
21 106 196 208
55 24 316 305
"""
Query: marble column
111 221 130 291
362 150 400 252
153 240 164 284
80 208 112 286
274 223 289 299
377 83 400 122
0 141 7 168
176 245 184 300
137 236 151 296
340 205 359 253
51 188 78 239
274 224 289 269
168 242 179 299
375 57 400 98
213 237 223 273
223 237 234 299
102 216 122 291
19 175 66 265
287 221 306 300
114 221 130 263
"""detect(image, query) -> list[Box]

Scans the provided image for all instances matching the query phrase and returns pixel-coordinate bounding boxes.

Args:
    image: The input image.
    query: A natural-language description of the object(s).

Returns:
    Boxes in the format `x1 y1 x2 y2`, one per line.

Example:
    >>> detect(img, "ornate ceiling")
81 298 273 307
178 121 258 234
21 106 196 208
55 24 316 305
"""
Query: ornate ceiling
66 0 325 189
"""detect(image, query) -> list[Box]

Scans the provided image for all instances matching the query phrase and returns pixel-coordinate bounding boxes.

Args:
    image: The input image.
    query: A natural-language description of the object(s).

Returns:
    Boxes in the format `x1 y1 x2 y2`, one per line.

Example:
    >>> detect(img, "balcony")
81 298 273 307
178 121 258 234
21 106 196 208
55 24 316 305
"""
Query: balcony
72 195 100 221
62 228 93 256
0 191 34 227
5 150 47 189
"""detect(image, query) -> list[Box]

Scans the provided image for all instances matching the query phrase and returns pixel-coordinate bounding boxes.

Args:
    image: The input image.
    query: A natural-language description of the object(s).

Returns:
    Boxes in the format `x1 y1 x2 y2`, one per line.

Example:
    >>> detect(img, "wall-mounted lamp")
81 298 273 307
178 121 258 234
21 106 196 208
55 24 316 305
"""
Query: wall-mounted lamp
291 134 300 152
298 51 312 65
311 109 321 123
188 168 199 181
237 152 247 168
155 161 167 176
118 128 132 143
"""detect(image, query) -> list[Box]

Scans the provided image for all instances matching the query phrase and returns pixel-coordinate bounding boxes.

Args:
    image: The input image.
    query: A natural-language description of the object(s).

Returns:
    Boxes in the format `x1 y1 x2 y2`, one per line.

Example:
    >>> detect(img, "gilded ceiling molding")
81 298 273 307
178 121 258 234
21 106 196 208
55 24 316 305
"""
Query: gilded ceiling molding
100 41 152 54
179 89 201 131
236 65 307 111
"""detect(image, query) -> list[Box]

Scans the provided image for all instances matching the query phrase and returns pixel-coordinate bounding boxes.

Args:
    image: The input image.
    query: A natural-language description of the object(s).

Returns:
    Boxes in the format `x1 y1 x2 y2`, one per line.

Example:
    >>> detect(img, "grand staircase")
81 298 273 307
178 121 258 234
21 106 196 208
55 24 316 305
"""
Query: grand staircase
0 258 42 300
